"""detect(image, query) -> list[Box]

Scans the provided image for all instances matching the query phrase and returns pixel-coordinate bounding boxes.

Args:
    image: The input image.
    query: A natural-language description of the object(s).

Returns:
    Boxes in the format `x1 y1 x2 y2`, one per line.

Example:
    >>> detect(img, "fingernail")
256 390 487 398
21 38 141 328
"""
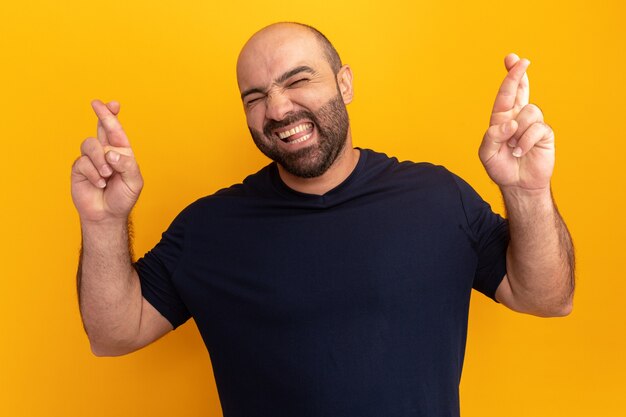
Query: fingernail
97 179 107 188
508 139 517 148
512 147 522 157
107 151 120 163
101 164 113 176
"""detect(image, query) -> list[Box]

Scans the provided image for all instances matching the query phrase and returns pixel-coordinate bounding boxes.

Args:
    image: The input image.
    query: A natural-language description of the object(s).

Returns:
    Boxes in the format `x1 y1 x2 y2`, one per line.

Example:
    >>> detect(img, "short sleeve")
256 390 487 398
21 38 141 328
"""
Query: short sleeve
452 175 509 301
134 209 192 328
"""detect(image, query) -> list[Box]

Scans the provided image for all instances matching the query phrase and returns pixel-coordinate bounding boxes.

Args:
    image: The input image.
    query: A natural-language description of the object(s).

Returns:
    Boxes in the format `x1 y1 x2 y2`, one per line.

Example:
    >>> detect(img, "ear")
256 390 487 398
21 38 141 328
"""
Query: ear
336 65 354 104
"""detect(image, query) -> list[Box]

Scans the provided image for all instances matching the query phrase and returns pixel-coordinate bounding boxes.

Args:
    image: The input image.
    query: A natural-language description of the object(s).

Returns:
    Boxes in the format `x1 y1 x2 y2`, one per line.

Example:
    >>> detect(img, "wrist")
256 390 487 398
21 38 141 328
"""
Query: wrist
80 215 129 233
500 184 551 201
501 185 554 219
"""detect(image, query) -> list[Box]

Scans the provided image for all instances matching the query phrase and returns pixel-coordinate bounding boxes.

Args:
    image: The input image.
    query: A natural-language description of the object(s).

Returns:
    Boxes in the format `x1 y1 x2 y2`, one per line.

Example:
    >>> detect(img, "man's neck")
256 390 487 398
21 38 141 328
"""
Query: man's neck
277 146 360 196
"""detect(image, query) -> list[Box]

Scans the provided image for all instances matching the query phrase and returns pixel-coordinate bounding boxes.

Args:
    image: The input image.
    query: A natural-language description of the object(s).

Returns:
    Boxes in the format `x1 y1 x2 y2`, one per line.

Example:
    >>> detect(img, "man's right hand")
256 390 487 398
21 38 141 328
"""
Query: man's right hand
71 100 143 223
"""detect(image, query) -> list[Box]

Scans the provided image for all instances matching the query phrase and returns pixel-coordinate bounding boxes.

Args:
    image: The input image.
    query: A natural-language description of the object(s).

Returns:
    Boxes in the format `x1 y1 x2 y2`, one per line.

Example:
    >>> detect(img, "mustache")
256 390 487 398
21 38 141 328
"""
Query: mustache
263 110 317 138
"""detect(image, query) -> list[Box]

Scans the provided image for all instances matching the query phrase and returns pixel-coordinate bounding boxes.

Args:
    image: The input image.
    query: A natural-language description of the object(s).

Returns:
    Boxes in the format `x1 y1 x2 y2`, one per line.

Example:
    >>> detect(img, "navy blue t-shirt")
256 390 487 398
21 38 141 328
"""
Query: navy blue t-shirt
135 149 508 417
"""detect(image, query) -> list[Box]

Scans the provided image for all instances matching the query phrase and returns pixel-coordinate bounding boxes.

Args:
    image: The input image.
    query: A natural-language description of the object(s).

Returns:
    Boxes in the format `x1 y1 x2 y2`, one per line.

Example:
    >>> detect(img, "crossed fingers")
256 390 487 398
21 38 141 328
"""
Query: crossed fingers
480 53 556 166
73 100 135 189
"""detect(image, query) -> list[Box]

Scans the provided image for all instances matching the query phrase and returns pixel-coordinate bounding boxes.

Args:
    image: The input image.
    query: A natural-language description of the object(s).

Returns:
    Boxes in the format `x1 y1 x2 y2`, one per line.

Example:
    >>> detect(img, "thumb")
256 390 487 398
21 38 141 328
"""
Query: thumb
105 148 143 194
479 119 518 162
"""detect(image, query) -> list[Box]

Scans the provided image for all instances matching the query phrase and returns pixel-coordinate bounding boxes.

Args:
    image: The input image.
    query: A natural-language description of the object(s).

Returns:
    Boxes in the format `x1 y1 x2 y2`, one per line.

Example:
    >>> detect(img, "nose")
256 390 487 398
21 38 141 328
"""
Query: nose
265 91 294 121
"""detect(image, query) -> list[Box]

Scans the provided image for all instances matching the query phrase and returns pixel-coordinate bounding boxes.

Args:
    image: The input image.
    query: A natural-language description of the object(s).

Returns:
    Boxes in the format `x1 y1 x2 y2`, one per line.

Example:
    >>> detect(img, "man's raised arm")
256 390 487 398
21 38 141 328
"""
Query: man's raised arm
478 54 575 317
71 100 172 356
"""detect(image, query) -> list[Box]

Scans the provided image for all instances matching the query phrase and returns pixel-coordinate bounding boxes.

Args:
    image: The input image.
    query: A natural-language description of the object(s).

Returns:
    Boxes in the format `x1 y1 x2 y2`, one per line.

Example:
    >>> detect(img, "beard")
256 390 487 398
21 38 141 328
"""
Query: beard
249 93 350 179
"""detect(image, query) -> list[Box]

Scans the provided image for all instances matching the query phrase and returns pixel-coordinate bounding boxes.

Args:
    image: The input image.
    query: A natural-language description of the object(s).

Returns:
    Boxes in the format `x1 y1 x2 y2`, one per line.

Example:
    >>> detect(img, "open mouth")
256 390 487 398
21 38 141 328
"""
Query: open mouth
275 122 314 144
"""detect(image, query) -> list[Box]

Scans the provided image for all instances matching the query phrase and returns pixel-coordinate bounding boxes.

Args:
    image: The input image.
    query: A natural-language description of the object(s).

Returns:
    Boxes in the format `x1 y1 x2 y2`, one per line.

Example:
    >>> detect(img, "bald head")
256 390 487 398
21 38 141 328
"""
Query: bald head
290 23 342 74
237 22 342 82
235 22 354 182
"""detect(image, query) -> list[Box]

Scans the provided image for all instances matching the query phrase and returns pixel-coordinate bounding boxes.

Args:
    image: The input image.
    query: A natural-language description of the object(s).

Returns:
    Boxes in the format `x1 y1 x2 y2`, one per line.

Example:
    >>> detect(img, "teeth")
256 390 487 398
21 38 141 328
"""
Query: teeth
278 123 312 139
287 133 312 144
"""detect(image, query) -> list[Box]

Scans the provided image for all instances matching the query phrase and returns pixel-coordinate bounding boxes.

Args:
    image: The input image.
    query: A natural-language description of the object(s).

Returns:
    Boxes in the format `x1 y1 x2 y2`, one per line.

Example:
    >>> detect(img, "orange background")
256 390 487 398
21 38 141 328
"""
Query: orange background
1 0 624 416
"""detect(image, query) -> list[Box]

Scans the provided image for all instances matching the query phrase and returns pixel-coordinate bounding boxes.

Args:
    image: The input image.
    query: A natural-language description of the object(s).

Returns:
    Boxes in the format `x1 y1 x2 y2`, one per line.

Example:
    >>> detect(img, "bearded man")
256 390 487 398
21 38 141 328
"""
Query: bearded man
71 22 574 417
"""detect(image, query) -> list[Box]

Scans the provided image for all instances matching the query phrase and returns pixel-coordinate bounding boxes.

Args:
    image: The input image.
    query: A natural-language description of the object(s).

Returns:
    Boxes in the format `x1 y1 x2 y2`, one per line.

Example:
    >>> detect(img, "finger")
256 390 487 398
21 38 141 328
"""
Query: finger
91 99 131 148
72 155 107 189
479 119 519 162
80 137 113 178
508 103 544 148
504 53 530 107
512 122 554 158
504 53 520 71
505 54 531 108
103 144 134 157
107 101 120 114
492 56 531 114
96 101 121 145
517 72 530 108
105 150 143 192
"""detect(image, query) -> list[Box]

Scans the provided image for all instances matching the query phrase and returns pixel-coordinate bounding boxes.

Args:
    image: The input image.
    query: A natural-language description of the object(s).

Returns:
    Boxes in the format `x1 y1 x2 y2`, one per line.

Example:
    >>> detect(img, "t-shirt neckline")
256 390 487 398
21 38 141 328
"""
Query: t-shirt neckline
269 147 368 200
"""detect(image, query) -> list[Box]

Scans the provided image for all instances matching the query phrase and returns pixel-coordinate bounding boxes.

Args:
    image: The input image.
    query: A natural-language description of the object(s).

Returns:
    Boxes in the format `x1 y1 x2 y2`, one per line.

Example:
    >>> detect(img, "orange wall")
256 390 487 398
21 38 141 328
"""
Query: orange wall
1 1 624 416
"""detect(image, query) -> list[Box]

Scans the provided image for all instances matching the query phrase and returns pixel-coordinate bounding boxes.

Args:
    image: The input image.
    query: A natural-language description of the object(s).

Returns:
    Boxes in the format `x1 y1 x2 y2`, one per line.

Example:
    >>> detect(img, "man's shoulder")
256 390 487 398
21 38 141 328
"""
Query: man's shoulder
360 148 456 186
180 163 276 214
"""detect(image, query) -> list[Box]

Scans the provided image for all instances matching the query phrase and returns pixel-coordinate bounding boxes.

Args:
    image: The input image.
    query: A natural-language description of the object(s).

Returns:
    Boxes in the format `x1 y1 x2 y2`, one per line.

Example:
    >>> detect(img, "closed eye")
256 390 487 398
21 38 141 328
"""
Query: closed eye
288 78 309 87
245 96 264 107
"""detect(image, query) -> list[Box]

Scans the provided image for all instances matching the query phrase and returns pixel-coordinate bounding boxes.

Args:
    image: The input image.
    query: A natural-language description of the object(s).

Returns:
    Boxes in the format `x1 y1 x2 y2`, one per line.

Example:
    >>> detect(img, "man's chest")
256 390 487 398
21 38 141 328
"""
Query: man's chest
174 194 477 327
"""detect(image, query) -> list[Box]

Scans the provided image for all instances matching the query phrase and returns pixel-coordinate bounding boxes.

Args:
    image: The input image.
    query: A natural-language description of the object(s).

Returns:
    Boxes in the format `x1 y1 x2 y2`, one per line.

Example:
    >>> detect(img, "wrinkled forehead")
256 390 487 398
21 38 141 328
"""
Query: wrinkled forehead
236 27 327 92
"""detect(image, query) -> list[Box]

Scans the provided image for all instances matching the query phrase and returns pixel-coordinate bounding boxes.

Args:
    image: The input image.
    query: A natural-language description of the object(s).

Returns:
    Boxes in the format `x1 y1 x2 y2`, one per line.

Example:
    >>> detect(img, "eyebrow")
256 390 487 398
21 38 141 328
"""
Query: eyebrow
240 65 317 100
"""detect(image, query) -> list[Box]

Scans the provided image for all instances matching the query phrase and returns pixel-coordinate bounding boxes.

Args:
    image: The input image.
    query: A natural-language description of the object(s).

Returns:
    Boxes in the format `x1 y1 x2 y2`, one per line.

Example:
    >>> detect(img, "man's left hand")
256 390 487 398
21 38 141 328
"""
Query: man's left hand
479 53 555 191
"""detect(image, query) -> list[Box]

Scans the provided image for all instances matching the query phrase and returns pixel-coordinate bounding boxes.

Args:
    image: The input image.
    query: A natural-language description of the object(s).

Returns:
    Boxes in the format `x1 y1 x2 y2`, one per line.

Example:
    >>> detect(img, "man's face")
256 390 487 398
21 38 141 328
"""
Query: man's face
237 26 351 178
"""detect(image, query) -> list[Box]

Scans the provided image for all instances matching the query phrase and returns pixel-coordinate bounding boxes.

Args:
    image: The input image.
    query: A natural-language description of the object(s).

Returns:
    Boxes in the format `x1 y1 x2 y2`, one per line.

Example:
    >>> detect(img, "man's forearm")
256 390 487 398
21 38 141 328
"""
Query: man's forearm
78 217 143 354
502 186 575 315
